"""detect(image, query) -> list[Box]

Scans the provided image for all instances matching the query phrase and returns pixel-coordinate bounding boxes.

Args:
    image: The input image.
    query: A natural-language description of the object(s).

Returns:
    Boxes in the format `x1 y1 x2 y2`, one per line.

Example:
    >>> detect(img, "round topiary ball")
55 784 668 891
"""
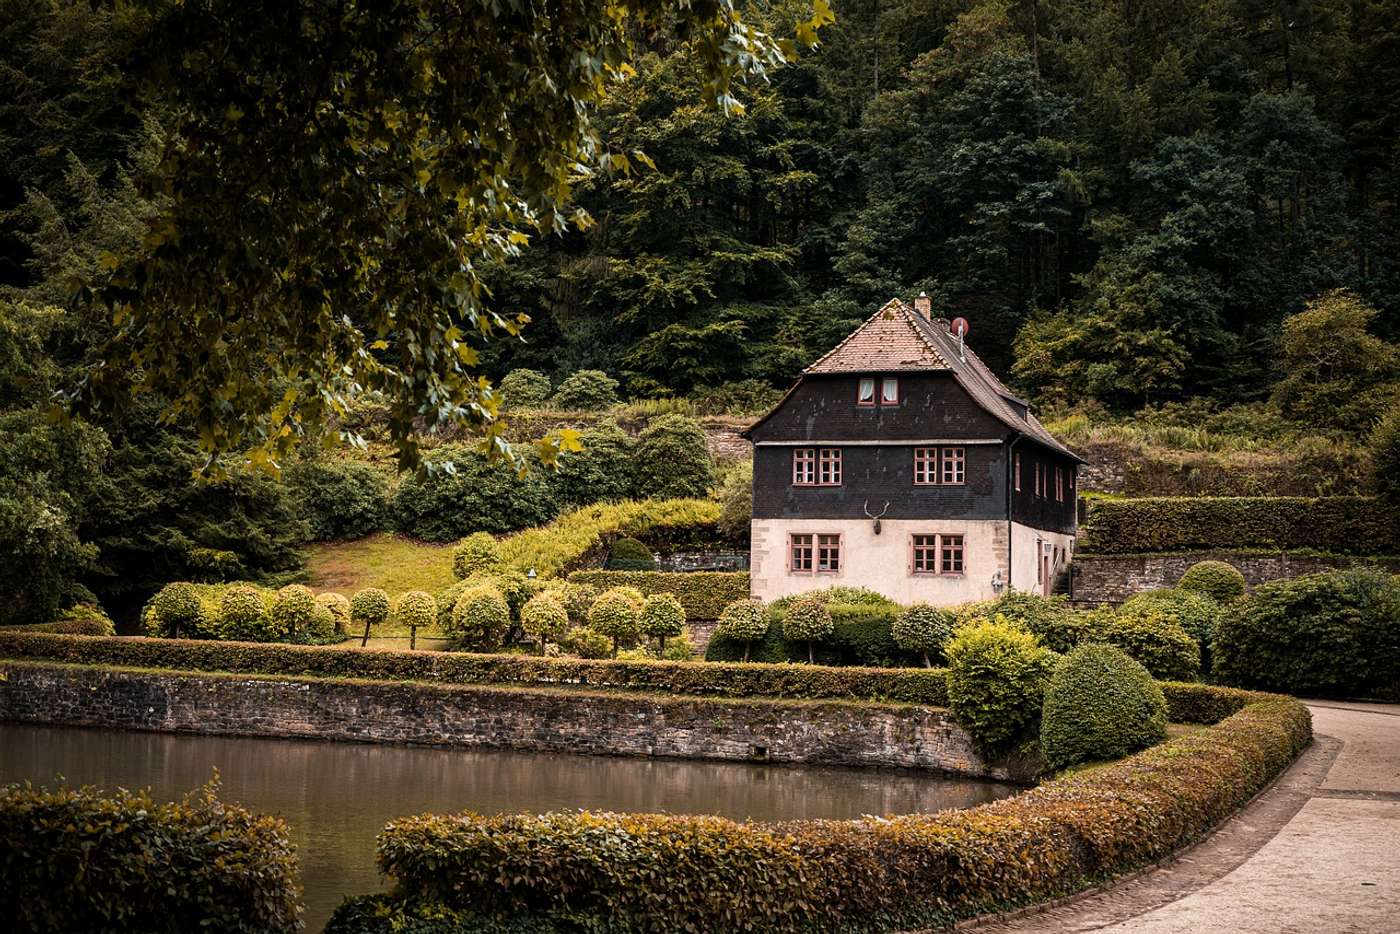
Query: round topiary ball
892 603 954 667
1095 608 1201 681
1179 560 1247 604
631 414 715 500
315 592 351 633
1121 588 1219 670
641 593 686 651
148 582 209 638
1041 643 1168 769
588 588 644 655
498 368 552 408
270 584 317 635
562 625 613 659
521 593 570 650
305 603 339 640
350 588 391 627
452 532 502 580
219 585 277 642
606 537 656 570
782 597 834 664
449 584 511 651
716 597 769 662
396 590 437 632
558 581 599 624
945 619 1055 750
550 369 619 410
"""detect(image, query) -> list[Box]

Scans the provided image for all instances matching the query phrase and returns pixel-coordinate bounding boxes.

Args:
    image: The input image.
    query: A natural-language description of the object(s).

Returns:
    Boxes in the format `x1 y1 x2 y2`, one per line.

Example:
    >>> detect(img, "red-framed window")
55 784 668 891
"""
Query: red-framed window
1014 453 1021 492
791 533 841 573
941 447 965 485
793 448 842 487
914 448 937 485
881 377 899 405
911 533 966 575
1055 466 1064 502
857 377 876 406
857 376 898 406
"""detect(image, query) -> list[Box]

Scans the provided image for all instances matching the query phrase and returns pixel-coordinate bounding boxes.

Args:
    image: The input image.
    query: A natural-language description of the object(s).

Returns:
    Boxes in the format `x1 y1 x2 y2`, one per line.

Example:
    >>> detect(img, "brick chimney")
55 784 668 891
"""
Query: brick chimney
913 291 932 319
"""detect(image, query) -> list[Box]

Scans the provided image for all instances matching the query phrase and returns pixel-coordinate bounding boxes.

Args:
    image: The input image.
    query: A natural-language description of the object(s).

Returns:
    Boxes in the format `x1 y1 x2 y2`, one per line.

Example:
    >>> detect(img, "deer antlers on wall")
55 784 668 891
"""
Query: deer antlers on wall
863 499 890 535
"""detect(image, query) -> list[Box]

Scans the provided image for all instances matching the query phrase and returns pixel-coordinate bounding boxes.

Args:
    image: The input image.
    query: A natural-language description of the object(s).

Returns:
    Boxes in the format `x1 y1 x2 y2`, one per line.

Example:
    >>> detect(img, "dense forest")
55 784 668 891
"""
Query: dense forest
2 0 1399 625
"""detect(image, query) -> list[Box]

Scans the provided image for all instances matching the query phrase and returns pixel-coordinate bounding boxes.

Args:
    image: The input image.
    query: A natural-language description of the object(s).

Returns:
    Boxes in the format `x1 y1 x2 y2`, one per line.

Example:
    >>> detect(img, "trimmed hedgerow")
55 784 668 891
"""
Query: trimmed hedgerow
567 571 749 620
945 619 1056 750
1080 495 1400 556
1214 567 1400 698
1041 644 1167 769
0 631 952 705
364 690 1309 933
0 780 300 933
1178 560 1248 603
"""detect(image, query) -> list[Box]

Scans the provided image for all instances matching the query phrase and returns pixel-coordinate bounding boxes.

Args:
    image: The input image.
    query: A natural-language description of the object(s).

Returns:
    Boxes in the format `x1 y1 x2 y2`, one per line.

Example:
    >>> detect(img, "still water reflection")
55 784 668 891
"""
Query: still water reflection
0 723 1017 930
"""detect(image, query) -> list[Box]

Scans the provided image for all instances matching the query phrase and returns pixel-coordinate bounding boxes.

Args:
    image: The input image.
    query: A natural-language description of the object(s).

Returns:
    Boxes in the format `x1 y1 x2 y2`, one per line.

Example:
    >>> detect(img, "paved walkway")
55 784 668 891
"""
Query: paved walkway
976 701 1400 934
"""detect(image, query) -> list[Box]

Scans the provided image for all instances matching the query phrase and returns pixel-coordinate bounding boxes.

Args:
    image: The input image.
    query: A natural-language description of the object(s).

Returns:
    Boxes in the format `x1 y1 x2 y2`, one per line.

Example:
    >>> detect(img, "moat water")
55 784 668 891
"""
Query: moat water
0 722 1018 930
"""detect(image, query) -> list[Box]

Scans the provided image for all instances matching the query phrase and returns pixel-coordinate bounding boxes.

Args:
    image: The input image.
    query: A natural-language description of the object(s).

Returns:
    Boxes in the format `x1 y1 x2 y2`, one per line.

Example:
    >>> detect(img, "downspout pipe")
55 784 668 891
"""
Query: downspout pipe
1006 434 1021 593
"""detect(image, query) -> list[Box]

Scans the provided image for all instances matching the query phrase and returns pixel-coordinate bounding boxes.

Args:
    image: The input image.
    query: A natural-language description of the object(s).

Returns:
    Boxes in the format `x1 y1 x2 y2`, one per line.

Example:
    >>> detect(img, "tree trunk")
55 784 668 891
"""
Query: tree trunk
743 641 751 663
410 624 417 651
923 651 931 669
360 620 371 647
659 634 667 655
612 636 619 658
808 641 815 665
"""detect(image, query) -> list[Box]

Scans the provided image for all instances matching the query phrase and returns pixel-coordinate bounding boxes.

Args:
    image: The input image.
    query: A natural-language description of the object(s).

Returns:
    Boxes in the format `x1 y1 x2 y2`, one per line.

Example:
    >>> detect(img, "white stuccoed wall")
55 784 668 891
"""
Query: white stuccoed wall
750 518 1075 606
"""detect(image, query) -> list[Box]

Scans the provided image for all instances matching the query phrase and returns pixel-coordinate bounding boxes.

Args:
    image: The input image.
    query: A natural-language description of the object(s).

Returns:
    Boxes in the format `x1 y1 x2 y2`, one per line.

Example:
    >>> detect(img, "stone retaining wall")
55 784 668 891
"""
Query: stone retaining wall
0 661 1014 780
1071 551 1400 604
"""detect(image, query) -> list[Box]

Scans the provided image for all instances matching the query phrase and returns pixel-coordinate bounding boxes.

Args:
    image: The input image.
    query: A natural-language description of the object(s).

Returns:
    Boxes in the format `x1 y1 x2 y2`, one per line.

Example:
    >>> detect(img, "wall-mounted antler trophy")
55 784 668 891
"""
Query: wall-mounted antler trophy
863 499 890 535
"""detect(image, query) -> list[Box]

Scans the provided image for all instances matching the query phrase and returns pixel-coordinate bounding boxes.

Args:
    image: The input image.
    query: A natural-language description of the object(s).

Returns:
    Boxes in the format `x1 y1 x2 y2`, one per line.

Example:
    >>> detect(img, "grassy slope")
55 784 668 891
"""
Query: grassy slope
304 533 455 596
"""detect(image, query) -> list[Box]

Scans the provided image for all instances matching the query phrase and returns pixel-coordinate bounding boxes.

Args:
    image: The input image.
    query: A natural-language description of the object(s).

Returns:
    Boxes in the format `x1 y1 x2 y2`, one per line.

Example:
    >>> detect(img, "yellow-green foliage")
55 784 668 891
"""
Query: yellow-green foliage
588 588 643 651
715 598 769 661
448 585 510 651
556 581 599 624
496 499 722 579
219 585 280 642
781 598 833 655
349 588 391 626
945 619 1055 749
315 591 351 633
395 591 437 631
269 584 316 634
567 570 749 620
147 582 212 638
520 593 569 646
640 593 686 640
1095 607 1201 681
1121 588 1219 666
561 625 612 659
1178 560 1247 603
451 532 502 580
21 605 117 637
1041 644 1167 768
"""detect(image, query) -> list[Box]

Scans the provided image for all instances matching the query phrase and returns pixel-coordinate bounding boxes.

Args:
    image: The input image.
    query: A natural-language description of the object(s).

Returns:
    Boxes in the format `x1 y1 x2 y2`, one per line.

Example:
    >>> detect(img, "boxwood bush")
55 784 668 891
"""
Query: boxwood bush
1041 644 1167 769
392 445 558 542
1120 588 1219 670
219 585 279 642
945 619 1056 750
448 585 511 651
782 597 834 664
285 459 391 541
1215 567 1400 697
498 369 551 408
956 592 1089 653
631 414 715 500
605 536 656 570
520 593 570 651
452 532 502 579
1093 606 1200 682
0 780 300 933
549 369 618 410
351 688 1309 933
147 582 212 638
714 598 769 662
567 571 748 620
552 421 635 508
1178 560 1248 603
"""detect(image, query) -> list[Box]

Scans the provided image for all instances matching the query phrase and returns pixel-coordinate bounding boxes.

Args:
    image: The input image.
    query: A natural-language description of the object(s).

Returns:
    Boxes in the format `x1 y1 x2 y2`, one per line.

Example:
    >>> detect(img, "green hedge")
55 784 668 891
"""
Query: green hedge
357 687 1309 932
0 631 949 706
567 570 749 620
0 780 300 933
1080 495 1400 555
706 606 922 667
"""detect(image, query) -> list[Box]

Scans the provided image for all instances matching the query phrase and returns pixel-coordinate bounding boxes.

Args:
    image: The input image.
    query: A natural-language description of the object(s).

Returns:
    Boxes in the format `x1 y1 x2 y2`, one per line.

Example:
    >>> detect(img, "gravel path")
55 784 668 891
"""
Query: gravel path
969 701 1400 934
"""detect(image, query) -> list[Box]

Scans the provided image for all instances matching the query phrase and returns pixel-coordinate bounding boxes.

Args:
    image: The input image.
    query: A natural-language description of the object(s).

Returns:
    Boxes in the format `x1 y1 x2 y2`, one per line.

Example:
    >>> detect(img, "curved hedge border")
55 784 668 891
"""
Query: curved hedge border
567 570 749 620
360 684 1308 932
1080 495 1400 555
0 781 300 933
0 632 948 706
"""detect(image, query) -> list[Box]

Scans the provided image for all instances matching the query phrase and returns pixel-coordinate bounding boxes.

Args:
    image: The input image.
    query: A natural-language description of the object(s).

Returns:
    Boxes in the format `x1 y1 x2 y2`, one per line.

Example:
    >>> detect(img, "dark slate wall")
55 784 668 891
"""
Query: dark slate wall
1009 442 1078 535
752 443 1007 520
750 373 1009 443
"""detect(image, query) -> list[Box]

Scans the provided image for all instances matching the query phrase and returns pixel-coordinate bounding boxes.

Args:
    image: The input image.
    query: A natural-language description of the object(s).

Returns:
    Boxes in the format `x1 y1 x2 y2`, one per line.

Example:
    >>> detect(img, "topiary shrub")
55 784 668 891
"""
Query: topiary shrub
448 585 511 651
715 597 769 663
550 369 619 410
520 593 570 653
661 628 696 661
315 592 351 633
395 590 437 642
269 584 317 636
391 445 558 542
218 585 278 642
350 587 391 644
1121 588 1220 671
148 582 211 639
498 369 552 408
1041 644 1168 769
782 597 833 664
1372 409 1400 511
1215 567 1400 697
561 625 613 659
588 588 643 656
284 459 391 541
893 604 953 667
471 570 531 622
632 414 715 500
985 592 1089 653
1094 607 1200 681
552 421 635 508
452 532 502 580
606 537 656 570
1179 560 1247 604
304 603 339 640
945 618 1055 750
42 604 117 637
557 581 599 625
640 593 686 655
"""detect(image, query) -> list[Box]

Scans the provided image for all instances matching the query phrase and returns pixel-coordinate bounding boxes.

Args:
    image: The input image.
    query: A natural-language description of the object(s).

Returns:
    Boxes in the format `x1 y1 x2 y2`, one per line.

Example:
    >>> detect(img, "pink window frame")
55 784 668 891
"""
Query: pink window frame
790 532 842 575
910 532 966 576
818 448 842 486
857 377 876 407
913 447 938 485
792 448 816 486
940 447 965 485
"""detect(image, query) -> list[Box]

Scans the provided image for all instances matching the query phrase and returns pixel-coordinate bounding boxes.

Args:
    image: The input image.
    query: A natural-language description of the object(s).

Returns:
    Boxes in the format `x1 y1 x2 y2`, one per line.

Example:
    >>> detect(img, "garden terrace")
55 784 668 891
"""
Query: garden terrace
339 683 1310 932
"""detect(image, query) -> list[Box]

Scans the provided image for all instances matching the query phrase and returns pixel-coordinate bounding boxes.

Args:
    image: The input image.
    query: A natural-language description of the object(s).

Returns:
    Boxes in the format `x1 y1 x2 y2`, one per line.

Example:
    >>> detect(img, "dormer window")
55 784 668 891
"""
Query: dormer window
858 377 876 406
857 376 898 406
881 377 899 404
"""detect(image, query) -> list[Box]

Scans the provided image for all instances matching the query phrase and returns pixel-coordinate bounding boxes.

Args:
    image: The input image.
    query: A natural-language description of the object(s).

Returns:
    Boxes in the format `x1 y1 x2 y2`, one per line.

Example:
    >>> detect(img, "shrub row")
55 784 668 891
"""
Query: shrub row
0 632 950 705
1080 495 1400 555
566 570 750 620
0 780 300 933
352 687 1309 932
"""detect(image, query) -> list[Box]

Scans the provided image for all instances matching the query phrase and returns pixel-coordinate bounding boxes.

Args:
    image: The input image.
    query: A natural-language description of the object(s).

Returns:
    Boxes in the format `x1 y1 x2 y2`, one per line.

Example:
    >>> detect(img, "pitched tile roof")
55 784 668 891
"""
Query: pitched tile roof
752 297 1082 461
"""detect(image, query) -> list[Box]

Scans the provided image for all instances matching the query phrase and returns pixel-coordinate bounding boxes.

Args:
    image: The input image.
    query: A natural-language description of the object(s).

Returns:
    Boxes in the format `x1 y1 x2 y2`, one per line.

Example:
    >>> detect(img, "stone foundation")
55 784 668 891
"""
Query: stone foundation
0 661 1017 781
1071 551 1400 604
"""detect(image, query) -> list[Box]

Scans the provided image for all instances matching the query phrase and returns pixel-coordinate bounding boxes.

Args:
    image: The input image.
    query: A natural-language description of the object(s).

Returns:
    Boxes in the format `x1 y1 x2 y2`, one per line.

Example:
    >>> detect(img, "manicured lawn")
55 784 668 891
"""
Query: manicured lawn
304 533 454 596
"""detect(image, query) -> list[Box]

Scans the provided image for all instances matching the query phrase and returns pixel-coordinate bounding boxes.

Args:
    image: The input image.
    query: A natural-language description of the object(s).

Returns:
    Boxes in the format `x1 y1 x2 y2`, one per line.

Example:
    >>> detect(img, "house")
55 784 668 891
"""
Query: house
743 294 1082 606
